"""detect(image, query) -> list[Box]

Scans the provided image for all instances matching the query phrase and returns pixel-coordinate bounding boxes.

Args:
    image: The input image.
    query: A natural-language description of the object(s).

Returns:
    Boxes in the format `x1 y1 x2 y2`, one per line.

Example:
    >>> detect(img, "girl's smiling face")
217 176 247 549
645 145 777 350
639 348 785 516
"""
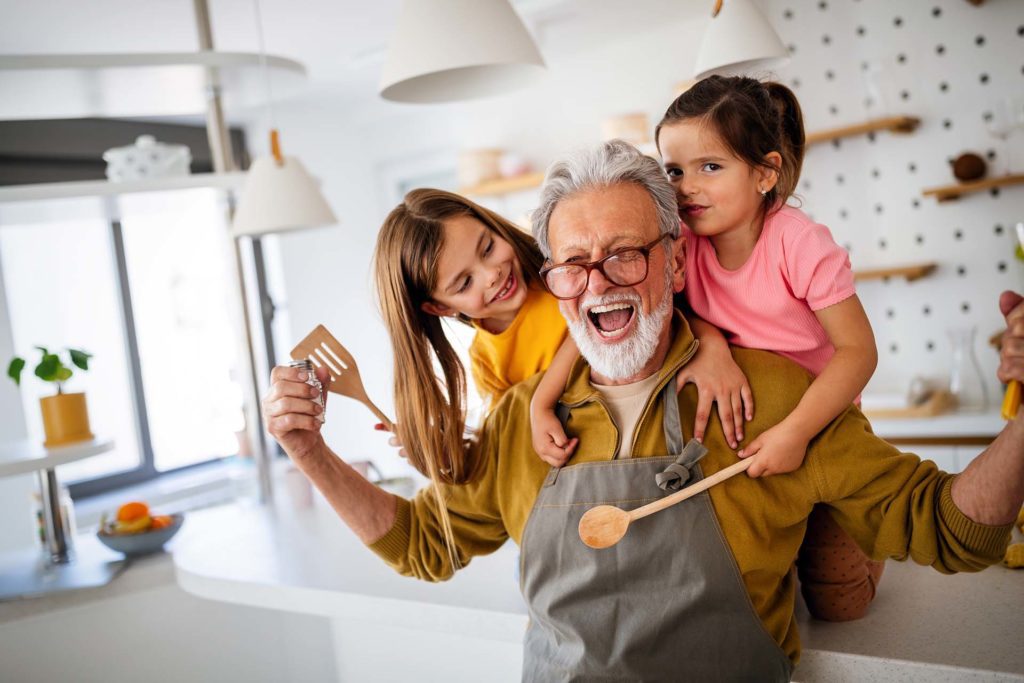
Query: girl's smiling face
422 214 528 332
658 120 779 239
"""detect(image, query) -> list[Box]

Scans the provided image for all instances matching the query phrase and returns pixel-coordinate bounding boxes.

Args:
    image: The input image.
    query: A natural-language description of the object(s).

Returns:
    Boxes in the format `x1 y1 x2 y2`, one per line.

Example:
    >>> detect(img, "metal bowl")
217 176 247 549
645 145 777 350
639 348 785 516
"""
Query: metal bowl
96 513 184 556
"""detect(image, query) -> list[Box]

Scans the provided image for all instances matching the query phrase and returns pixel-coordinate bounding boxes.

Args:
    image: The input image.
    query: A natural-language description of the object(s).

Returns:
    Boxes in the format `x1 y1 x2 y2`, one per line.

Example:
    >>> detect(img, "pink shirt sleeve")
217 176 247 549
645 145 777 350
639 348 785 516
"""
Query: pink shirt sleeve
781 222 855 312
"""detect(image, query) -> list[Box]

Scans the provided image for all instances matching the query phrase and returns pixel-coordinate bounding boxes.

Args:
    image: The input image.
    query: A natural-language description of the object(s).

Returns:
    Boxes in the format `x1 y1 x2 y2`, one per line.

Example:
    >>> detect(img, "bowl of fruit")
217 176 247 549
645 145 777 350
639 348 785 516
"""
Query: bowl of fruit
97 501 183 556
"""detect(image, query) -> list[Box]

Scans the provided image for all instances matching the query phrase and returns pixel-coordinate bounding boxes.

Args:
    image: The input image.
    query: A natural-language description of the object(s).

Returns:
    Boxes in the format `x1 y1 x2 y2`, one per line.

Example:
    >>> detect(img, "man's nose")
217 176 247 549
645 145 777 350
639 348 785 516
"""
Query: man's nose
585 266 614 296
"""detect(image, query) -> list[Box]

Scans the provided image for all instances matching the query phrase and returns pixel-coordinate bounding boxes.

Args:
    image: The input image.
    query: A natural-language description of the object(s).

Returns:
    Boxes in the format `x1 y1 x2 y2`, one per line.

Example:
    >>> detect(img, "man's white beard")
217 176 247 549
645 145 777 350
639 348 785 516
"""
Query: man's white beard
567 269 673 382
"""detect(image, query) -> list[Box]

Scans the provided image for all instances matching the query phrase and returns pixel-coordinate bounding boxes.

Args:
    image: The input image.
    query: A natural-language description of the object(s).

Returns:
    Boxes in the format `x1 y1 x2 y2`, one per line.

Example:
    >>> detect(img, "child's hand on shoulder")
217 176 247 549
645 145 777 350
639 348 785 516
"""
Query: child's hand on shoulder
676 342 753 449
737 421 810 478
530 406 579 468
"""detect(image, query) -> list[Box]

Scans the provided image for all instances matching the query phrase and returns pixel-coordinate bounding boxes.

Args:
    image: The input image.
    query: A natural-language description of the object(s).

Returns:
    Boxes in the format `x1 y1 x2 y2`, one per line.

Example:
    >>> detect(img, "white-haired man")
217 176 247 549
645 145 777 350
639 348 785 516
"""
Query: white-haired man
265 141 1024 681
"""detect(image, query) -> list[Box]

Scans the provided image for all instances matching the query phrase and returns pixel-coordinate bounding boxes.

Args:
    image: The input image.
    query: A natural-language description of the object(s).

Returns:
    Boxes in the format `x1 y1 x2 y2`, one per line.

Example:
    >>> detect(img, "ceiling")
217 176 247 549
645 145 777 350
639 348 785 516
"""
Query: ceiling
0 0 708 110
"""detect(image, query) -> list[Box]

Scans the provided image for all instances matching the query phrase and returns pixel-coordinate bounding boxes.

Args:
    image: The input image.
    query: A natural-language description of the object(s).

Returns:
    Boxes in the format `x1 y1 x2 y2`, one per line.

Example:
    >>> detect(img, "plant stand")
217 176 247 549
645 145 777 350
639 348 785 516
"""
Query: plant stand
0 438 126 601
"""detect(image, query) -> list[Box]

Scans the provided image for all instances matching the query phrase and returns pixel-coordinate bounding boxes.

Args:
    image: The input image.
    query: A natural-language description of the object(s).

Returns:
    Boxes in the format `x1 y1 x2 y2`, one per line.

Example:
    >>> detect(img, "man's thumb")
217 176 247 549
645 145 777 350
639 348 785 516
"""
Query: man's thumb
999 290 1023 317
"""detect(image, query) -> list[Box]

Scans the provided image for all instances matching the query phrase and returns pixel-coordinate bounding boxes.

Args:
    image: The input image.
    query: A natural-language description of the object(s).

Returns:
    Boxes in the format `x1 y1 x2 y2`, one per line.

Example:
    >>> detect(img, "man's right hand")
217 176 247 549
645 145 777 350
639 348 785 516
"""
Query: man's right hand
998 290 1024 387
263 364 330 463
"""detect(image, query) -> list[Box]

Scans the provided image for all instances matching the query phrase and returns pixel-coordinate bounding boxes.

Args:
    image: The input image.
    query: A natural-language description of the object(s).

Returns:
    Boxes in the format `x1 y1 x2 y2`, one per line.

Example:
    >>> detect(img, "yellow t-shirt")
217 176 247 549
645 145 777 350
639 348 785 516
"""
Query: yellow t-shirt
468 285 567 407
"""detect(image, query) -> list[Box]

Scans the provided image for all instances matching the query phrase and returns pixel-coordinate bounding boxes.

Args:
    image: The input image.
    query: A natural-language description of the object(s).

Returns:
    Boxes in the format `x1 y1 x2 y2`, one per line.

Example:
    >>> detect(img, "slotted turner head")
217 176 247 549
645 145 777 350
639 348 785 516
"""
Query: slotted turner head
290 325 393 430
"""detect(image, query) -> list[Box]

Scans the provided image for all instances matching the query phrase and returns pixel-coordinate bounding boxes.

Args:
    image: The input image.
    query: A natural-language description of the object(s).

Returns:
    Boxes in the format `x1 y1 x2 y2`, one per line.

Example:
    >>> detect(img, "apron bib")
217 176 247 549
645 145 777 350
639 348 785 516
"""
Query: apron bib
519 383 791 682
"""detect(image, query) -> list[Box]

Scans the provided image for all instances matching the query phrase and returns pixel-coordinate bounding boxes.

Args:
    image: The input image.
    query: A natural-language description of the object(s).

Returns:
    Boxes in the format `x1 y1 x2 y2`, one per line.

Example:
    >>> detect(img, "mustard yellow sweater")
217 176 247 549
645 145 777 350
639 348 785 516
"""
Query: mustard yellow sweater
371 314 1012 663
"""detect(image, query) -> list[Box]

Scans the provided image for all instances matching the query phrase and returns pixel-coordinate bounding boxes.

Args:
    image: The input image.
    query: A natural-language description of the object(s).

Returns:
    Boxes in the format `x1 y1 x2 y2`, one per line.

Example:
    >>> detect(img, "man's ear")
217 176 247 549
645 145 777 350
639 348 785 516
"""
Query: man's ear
421 301 455 318
759 151 782 193
671 233 687 293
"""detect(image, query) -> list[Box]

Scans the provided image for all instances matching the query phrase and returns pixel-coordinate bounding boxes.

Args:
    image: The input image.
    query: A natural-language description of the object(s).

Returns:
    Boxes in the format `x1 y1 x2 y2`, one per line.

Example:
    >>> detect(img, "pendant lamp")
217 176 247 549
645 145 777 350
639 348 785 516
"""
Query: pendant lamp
693 0 790 80
232 0 336 237
379 0 546 103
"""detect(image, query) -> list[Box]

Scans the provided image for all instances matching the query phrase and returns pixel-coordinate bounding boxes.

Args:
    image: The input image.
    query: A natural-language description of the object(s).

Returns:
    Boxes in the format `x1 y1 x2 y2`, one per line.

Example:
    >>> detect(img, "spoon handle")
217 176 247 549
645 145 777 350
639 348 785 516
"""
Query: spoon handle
628 458 753 522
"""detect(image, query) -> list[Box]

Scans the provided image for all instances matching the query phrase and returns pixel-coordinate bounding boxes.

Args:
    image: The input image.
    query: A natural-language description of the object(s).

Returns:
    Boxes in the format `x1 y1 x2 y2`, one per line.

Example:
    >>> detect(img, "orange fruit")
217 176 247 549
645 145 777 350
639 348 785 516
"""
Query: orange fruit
150 515 172 530
117 501 150 522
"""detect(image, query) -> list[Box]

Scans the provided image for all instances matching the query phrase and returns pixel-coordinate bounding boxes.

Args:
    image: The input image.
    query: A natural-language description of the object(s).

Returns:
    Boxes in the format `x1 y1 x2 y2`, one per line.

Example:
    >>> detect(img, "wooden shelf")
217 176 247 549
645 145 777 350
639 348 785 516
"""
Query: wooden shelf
460 172 545 197
0 173 246 204
853 262 937 282
922 174 1024 202
806 116 920 146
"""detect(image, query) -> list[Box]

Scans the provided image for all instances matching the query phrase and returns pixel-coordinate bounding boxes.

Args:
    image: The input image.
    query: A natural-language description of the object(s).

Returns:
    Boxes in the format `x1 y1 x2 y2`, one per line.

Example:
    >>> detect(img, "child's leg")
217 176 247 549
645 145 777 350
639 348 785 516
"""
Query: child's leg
797 505 885 622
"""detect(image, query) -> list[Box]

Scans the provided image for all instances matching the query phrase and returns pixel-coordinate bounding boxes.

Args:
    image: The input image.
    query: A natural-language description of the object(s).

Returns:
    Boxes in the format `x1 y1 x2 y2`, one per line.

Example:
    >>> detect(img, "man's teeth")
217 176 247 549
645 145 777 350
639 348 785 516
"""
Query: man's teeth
589 303 632 314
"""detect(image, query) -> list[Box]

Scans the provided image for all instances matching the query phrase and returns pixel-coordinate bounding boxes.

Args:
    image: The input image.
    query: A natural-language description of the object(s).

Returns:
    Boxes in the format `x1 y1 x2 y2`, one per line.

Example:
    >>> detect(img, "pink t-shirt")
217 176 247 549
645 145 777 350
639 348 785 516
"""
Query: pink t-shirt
683 205 855 378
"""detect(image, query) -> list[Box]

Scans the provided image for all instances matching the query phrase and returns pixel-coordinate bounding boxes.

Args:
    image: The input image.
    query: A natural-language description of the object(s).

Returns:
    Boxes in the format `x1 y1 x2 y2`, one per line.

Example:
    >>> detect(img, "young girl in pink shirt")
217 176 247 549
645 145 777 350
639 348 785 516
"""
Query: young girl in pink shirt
655 75 881 621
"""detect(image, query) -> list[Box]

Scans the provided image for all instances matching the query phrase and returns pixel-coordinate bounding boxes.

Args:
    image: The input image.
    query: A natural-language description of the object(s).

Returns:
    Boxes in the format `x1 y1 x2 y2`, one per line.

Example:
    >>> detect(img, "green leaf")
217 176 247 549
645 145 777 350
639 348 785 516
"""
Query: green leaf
69 348 92 371
1016 243 1023 262
7 357 25 385
34 345 49 356
55 366 72 382
35 354 61 382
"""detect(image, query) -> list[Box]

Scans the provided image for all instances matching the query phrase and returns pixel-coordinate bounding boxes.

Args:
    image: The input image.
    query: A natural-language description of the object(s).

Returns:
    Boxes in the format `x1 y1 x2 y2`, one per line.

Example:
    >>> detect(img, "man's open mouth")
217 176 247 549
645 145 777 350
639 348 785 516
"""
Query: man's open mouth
586 302 636 339
491 271 517 303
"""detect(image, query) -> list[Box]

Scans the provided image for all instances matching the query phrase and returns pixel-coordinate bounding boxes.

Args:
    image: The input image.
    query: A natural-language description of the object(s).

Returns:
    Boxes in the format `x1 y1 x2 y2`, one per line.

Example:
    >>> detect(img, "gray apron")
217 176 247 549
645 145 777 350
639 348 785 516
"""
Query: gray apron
519 383 792 682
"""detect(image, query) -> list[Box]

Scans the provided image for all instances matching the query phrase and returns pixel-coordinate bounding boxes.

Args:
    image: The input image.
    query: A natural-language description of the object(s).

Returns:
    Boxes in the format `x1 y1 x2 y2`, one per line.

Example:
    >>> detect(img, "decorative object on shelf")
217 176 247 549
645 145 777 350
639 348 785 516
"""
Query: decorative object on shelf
805 116 920 146
950 152 987 182
231 0 336 237
601 113 657 156
947 326 990 412
458 148 505 188
922 174 1024 202
7 347 94 447
460 171 546 198
102 135 191 182
379 0 546 103
498 152 532 179
693 0 789 79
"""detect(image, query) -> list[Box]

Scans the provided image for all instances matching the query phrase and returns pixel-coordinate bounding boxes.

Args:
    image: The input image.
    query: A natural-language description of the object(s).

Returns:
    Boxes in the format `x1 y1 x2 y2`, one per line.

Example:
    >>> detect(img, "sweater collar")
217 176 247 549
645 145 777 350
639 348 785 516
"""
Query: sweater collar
559 310 700 407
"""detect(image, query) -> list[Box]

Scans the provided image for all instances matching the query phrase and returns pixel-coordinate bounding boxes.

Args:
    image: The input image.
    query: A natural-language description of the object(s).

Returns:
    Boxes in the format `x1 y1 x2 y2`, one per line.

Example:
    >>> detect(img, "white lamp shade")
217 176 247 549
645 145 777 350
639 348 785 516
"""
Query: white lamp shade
379 0 546 103
232 156 337 237
693 0 790 80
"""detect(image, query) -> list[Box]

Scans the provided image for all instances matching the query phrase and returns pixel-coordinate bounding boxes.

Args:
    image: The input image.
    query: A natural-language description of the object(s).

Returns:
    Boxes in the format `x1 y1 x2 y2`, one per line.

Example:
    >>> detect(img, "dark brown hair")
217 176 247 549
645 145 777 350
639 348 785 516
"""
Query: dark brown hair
655 75 805 209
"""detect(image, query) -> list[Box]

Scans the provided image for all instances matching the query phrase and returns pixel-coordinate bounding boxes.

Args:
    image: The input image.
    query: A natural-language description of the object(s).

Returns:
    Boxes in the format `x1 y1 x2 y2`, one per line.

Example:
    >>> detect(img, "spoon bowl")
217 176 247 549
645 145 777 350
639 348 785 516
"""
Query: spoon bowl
578 505 630 549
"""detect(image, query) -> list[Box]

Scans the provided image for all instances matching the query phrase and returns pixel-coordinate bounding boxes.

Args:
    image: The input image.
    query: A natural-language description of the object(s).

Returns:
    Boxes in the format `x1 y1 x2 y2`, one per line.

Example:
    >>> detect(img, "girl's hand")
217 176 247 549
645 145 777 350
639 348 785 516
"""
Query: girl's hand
530 406 579 467
737 422 809 478
374 422 409 461
263 364 329 464
676 344 753 448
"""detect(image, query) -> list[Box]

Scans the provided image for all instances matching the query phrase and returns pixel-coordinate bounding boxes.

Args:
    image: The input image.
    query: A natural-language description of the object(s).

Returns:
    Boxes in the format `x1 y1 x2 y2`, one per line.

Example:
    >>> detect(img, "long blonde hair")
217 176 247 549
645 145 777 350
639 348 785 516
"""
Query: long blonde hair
373 189 544 565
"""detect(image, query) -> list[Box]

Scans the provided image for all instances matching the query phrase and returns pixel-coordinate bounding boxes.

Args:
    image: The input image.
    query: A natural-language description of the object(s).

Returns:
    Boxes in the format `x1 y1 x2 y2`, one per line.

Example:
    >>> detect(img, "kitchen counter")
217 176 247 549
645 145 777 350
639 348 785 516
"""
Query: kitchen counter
174 490 1024 682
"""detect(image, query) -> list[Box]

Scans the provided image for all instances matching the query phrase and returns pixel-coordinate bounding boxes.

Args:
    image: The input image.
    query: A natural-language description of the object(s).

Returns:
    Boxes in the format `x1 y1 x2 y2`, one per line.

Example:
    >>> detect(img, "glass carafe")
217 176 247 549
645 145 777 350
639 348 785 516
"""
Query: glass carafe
947 326 990 412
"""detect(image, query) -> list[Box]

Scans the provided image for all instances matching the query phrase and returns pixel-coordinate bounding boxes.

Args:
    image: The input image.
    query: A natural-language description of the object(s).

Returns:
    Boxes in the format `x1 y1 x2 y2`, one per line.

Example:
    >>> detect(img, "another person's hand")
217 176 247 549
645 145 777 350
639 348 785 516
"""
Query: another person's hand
998 290 1024 386
676 343 753 448
738 421 809 478
374 422 410 461
263 364 329 463
530 406 579 468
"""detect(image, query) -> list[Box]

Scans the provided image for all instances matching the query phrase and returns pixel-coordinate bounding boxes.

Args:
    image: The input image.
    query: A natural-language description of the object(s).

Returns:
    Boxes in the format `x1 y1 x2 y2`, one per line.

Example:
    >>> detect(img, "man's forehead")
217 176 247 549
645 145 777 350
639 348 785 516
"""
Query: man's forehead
548 184 659 257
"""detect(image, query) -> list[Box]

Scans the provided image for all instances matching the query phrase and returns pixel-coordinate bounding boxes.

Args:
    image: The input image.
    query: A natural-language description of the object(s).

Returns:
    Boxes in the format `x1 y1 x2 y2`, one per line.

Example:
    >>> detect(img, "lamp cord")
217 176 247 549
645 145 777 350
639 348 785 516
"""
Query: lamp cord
253 0 282 162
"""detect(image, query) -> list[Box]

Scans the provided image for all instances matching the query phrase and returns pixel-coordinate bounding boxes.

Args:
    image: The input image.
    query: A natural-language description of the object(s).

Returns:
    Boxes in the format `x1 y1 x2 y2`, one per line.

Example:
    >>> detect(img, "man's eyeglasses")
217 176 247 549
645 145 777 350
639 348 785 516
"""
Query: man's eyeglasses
540 234 672 300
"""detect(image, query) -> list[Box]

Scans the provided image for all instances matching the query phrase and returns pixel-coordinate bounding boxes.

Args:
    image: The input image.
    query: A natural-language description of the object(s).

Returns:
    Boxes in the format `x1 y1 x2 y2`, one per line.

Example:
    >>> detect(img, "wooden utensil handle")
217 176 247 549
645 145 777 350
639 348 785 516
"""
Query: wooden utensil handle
629 459 753 522
1002 380 1021 421
364 399 394 432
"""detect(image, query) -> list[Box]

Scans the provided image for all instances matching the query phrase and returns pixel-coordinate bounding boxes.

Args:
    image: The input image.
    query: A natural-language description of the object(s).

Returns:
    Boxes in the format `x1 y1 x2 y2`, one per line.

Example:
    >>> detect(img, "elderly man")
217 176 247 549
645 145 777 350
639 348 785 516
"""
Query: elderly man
265 141 1024 681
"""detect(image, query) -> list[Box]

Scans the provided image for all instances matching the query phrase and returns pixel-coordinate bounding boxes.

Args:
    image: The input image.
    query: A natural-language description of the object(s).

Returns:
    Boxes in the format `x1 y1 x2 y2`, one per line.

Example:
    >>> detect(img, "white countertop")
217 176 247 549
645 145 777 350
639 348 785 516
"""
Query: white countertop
174 492 1024 681
867 410 1004 439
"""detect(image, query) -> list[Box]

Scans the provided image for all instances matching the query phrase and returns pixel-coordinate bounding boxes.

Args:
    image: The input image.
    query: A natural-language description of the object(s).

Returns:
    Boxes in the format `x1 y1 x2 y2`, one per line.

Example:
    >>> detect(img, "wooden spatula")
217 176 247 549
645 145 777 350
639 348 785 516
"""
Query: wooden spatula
578 458 752 549
290 324 394 431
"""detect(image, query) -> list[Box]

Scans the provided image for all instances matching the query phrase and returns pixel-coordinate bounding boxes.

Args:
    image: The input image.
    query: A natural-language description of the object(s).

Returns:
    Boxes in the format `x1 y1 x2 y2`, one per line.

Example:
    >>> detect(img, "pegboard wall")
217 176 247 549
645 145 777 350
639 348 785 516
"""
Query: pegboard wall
764 0 1024 397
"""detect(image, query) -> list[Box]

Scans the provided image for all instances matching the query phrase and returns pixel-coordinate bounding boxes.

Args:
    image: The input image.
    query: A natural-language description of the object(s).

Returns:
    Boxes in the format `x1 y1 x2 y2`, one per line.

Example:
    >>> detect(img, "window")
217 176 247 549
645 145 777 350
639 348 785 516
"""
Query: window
0 188 256 496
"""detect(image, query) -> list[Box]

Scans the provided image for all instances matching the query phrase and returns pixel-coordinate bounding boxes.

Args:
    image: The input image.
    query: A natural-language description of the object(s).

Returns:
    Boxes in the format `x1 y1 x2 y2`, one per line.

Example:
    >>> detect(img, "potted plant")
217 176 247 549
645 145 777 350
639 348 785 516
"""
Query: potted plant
7 347 94 447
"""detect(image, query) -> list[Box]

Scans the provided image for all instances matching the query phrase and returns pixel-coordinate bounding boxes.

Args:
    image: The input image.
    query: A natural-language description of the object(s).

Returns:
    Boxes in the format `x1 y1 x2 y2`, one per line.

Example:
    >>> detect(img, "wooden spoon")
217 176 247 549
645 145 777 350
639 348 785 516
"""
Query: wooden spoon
578 458 753 549
291 324 394 431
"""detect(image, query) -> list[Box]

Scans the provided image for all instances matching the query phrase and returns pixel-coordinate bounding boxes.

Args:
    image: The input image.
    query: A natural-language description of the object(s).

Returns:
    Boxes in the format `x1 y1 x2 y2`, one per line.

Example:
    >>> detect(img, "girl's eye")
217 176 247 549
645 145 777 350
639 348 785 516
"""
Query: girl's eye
483 238 494 256
456 276 471 294
701 162 721 172
665 167 682 178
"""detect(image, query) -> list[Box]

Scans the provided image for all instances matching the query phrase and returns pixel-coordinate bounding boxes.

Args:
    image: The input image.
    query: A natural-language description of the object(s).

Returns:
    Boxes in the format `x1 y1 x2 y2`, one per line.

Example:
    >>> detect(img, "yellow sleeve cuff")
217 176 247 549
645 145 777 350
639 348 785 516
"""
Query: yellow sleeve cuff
939 477 1014 563
366 495 412 565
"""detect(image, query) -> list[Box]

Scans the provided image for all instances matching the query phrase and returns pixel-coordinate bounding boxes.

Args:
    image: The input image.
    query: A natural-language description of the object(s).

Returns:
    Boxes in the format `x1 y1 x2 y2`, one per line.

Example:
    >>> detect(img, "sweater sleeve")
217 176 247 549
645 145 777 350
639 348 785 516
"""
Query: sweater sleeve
367 408 509 581
807 409 1012 573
